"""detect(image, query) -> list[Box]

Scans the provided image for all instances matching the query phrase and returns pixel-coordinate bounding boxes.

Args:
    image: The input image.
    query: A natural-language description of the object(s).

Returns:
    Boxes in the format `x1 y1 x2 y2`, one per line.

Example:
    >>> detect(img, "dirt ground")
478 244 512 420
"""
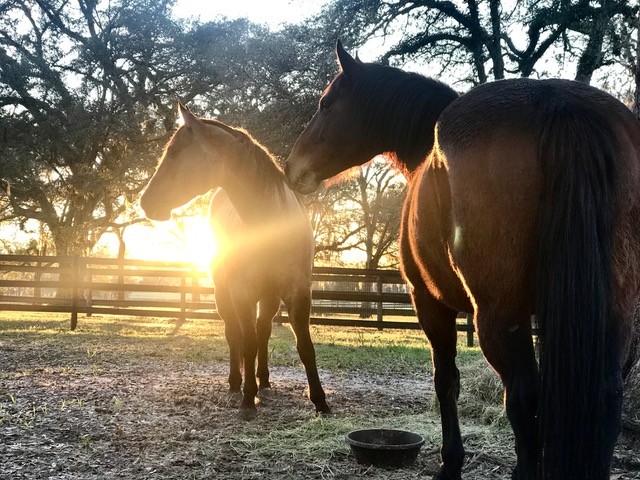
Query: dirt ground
1 315 639 479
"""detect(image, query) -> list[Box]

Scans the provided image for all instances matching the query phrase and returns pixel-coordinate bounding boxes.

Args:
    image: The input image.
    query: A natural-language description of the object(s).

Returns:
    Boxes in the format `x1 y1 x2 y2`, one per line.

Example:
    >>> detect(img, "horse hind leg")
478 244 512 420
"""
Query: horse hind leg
256 295 280 391
474 308 538 480
413 286 464 480
284 287 330 414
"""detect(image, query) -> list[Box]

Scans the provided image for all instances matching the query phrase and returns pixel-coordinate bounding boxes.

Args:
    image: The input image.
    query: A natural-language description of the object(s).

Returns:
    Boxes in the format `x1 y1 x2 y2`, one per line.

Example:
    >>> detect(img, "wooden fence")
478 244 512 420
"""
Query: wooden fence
0 255 476 345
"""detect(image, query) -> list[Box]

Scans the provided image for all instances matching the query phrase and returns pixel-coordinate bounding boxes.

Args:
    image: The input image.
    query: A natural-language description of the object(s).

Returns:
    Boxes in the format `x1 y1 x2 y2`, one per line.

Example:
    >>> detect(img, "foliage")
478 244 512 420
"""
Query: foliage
2 0 639 265
189 17 361 161
326 0 637 86
0 0 223 255
311 160 405 268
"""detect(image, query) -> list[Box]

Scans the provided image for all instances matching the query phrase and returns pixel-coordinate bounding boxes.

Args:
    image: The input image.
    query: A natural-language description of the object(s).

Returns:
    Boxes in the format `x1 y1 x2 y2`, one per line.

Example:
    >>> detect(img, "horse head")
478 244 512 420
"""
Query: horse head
285 41 378 194
139 104 236 221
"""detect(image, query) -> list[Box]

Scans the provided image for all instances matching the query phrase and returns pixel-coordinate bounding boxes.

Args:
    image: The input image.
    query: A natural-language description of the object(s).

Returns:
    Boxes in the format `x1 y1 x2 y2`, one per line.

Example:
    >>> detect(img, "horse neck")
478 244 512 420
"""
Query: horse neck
217 145 294 224
361 70 459 177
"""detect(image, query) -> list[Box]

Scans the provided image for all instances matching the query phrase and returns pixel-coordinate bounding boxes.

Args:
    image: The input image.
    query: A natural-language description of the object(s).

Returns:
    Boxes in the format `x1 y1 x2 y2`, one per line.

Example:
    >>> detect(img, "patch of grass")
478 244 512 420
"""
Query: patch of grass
0 313 484 376
458 358 507 427
267 324 483 376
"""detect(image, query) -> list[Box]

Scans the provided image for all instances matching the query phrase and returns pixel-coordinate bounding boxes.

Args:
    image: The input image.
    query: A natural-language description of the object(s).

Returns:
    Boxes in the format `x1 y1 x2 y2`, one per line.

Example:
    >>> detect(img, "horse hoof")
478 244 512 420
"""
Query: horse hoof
315 403 332 416
237 407 257 421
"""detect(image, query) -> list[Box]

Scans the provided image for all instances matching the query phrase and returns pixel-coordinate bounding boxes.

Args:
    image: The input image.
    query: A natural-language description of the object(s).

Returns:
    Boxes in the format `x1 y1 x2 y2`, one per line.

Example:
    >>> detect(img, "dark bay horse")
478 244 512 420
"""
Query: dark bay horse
140 104 330 419
284 42 640 479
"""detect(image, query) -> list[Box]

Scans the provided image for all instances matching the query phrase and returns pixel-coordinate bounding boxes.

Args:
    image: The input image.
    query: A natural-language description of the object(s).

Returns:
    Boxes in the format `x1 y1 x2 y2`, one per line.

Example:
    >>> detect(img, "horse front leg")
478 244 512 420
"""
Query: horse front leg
215 285 242 393
284 287 330 414
413 285 464 480
229 288 259 420
474 308 538 480
256 295 280 391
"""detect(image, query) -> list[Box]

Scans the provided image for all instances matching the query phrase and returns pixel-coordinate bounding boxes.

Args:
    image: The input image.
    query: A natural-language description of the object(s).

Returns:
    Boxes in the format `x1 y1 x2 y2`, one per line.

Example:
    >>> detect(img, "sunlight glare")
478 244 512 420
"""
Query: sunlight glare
181 218 219 273
117 217 218 273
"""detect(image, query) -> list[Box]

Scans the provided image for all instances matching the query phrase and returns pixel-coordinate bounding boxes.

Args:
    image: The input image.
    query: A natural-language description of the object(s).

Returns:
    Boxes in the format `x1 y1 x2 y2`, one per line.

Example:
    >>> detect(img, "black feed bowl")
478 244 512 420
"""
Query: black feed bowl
345 428 425 468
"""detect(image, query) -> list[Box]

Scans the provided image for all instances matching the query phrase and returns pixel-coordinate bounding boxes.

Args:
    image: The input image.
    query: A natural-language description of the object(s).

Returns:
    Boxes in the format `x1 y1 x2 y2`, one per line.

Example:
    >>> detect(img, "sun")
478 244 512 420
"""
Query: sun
111 216 219 272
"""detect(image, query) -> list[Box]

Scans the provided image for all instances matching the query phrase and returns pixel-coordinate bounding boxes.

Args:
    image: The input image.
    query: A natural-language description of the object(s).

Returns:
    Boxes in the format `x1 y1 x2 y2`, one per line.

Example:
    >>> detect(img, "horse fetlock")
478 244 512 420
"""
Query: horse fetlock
310 390 330 412
228 384 242 394
438 443 464 479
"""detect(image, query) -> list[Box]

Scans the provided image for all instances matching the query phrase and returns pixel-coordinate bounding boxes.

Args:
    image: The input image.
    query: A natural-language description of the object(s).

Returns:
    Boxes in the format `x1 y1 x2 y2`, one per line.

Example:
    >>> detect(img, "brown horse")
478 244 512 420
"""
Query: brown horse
285 42 640 479
140 104 330 419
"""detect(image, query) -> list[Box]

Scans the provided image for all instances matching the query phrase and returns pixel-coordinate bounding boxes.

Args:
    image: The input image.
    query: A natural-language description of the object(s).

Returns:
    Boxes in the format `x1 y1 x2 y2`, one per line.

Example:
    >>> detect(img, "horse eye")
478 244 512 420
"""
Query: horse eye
319 98 330 110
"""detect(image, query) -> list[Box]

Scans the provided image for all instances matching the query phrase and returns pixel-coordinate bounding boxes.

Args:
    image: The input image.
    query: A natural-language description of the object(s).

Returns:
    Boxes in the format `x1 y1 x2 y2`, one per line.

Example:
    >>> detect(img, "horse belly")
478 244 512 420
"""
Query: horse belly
402 163 472 312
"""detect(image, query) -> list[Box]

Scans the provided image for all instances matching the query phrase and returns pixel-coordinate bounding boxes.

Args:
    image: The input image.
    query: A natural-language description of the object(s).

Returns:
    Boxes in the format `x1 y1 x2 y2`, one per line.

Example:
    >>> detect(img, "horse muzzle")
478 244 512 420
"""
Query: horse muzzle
284 159 322 194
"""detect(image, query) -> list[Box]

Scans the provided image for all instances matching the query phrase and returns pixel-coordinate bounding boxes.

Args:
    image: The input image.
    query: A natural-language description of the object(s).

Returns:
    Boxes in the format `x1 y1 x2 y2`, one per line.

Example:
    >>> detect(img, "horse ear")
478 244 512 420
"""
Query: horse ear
336 40 359 76
355 51 363 63
177 102 199 128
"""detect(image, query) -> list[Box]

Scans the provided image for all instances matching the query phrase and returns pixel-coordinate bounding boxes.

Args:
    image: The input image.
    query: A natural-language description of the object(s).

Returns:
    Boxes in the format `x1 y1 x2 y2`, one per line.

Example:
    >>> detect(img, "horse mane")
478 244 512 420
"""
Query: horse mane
346 64 459 174
201 119 289 201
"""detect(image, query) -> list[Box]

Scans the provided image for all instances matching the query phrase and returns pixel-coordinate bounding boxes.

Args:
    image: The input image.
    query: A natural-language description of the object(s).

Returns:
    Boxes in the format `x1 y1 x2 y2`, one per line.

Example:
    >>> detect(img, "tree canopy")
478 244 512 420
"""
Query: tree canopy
0 0 638 265
0 0 223 255
331 0 637 87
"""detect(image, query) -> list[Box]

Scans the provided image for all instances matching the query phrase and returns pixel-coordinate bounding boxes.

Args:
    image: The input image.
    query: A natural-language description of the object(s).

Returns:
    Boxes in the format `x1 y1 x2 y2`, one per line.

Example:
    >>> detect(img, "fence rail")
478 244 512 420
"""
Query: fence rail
0 255 476 345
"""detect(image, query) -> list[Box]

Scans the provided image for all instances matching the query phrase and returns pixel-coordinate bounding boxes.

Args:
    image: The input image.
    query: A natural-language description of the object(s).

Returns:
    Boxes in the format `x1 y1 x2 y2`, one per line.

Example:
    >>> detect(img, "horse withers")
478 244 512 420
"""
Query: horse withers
140 104 330 420
285 42 640 479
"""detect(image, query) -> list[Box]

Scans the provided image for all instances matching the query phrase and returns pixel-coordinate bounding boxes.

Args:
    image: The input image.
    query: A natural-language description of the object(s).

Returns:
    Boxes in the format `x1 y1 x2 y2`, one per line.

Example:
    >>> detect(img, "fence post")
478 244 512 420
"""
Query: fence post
466 313 474 347
117 256 125 302
376 275 383 331
83 260 92 317
34 258 41 306
70 255 80 331
180 272 187 325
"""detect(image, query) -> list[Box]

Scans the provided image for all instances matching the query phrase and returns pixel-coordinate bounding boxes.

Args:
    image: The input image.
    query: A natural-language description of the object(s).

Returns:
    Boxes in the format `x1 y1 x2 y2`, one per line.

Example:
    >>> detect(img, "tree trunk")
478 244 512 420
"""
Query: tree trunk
50 227 88 299
574 15 607 84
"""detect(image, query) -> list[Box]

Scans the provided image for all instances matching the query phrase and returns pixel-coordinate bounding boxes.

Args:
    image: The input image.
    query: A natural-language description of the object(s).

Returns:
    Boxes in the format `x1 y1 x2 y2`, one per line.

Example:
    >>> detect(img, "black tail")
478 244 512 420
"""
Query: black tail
535 90 618 479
